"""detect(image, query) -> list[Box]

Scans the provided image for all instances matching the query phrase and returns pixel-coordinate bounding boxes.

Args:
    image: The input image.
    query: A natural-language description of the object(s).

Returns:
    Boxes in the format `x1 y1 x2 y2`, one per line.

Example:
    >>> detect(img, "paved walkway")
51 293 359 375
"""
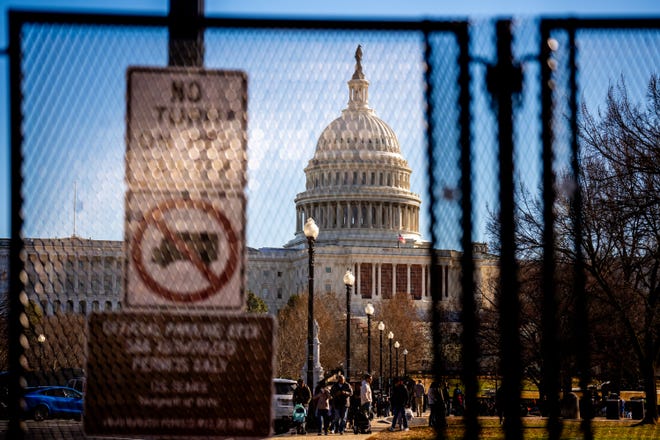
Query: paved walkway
274 413 430 440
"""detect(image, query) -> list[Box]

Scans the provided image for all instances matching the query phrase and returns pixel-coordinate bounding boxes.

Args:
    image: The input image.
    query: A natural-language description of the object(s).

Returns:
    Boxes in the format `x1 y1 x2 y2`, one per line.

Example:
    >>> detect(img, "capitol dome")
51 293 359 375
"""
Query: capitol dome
288 46 422 248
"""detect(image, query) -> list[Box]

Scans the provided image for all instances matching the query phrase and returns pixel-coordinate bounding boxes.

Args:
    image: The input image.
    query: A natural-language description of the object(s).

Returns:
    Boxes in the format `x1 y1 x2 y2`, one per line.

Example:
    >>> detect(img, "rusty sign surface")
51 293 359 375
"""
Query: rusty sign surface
84 311 275 437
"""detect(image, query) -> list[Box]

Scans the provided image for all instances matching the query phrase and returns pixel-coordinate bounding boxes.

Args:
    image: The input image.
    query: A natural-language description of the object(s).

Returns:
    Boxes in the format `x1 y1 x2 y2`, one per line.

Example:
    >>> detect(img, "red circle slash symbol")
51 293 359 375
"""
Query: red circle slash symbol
132 198 239 303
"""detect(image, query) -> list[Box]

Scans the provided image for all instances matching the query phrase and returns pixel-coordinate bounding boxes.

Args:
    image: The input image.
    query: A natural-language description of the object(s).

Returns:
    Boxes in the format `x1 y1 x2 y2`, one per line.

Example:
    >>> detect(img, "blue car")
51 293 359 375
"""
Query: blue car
23 386 83 421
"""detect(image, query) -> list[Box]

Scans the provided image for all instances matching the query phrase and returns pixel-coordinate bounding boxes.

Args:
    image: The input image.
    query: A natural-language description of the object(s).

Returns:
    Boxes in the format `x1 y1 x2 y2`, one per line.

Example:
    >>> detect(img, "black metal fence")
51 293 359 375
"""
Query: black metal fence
3 7 659 439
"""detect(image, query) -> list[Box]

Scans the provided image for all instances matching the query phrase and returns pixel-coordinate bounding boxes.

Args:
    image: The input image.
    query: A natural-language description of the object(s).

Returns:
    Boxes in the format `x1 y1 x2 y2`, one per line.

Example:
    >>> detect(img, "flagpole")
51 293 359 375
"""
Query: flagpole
73 181 77 237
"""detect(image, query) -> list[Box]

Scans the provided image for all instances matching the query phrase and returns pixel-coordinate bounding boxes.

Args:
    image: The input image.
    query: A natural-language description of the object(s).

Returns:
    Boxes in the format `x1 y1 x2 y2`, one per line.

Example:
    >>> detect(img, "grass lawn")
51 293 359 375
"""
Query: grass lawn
369 417 658 440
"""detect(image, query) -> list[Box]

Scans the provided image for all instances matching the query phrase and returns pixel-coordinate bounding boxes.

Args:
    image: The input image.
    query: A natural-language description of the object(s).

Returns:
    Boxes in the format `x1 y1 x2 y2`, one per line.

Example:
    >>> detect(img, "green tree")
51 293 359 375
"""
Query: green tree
246 290 268 313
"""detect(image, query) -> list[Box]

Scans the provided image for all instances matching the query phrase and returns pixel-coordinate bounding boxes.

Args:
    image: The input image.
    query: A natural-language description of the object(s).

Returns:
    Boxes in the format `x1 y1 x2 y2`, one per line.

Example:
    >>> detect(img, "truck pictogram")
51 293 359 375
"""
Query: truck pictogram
151 232 219 267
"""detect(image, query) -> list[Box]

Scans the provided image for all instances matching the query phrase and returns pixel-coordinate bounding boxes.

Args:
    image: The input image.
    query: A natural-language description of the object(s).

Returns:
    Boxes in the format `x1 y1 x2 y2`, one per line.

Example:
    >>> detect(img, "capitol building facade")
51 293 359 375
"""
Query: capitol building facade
2 48 498 322
246 47 498 317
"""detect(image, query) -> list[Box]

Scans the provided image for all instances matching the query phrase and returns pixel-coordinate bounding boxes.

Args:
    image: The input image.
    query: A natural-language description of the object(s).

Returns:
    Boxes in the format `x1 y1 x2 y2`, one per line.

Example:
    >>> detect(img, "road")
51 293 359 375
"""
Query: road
274 414 430 440
0 414 430 439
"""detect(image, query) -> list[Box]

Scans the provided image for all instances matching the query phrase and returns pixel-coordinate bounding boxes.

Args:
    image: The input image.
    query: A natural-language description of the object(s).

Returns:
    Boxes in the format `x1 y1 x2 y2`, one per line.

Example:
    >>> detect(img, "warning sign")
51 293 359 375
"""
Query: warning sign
125 190 245 309
126 67 247 192
85 311 275 438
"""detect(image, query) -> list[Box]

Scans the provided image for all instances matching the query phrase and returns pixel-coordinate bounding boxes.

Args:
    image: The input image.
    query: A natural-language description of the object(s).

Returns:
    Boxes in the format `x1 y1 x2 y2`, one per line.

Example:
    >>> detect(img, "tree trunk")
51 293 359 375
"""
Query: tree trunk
641 357 658 424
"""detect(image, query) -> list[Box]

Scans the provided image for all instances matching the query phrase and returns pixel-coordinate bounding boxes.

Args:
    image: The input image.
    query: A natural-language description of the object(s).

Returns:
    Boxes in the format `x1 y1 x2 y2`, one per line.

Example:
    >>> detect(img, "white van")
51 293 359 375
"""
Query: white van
272 378 296 433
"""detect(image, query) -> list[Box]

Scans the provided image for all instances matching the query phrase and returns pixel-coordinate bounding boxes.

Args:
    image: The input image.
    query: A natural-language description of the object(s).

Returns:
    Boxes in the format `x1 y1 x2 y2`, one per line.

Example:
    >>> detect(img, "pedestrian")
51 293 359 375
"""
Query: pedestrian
452 384 463 416
495 386 504 424
427 382 438 427
293 378 312 434
313 384 332 435
388 378 409 432
360 374 373 416
442 382 451 417
330 374 353 435
413 380 425 417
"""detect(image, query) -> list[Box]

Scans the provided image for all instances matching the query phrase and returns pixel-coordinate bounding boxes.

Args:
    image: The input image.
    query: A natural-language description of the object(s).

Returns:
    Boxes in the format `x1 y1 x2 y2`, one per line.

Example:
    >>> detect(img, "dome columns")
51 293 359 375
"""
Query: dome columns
296 200 421 236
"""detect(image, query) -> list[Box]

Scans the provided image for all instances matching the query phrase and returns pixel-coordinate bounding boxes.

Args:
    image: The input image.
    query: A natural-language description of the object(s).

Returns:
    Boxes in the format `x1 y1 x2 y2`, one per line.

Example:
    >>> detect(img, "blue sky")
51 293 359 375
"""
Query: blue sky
1 0 659 245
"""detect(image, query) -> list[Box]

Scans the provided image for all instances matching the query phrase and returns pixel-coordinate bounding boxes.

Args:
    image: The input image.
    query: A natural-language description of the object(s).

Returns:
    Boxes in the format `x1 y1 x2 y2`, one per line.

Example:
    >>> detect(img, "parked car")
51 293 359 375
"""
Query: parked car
272 378 296 434
23 386 83 421
66 377 86 394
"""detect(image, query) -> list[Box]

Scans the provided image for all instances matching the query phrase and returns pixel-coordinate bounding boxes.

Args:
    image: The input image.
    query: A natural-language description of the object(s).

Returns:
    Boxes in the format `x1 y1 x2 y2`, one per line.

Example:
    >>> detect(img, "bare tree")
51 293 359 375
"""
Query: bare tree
274 292 344 380
483 76 659 424
575 76 659 424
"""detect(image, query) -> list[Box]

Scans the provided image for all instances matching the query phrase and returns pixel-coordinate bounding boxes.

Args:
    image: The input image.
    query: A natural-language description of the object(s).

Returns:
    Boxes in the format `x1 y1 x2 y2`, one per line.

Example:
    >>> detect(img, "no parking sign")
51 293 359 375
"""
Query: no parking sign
125 191 245 309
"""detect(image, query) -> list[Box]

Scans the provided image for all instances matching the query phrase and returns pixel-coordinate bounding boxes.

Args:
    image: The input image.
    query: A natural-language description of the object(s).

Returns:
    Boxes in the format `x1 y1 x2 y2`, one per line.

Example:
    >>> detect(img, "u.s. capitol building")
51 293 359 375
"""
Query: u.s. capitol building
246 47 497 317
3 48 498 322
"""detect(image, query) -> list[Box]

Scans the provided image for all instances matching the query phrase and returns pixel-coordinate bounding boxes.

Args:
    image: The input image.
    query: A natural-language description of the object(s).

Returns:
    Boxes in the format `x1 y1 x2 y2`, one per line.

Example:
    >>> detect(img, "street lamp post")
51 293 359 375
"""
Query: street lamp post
403 349 408 378
37 334 46 370
364 303 374 376
394 341 400 377
388 331 394 389
343 269 355 381
378 321 385 391
304 218 319 389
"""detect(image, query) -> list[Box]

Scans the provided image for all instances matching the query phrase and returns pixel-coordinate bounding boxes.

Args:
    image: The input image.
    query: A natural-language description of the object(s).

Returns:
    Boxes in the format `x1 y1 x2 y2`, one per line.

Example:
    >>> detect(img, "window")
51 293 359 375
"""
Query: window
325 267 332 273
277 271 283 277
77 259 86 292
103 257 114 293
325 284 332 292
277 288 283 299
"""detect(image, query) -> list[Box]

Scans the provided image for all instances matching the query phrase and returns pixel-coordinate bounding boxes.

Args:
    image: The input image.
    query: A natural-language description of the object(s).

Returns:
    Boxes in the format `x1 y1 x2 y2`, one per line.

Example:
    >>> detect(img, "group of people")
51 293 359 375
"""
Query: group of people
291 376 462 435
293 374 371 435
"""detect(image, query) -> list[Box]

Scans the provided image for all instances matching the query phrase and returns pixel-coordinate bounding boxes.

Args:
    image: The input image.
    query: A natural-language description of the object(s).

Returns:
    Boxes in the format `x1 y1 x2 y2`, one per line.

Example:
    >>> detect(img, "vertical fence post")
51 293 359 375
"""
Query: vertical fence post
491 19 523 440
565 23 594 439
456 22 480 440
539 21 562 440
8 10 26 440
168 0 205 67
422 26 445 438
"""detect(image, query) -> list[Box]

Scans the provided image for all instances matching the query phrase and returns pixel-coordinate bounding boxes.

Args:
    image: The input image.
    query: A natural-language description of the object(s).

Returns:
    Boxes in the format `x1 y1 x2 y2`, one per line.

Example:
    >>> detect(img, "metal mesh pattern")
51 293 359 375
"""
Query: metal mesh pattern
3 10 660 439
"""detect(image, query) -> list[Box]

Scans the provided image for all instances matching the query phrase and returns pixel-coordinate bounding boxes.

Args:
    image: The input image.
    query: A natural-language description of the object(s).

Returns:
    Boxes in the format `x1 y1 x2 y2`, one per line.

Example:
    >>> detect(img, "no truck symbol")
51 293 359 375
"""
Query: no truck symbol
131 198 239 303
151 232 219 267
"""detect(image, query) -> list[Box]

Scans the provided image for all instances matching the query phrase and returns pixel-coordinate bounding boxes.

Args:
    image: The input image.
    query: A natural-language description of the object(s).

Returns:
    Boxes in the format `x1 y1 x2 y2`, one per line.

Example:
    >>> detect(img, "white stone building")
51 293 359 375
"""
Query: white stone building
1 48 498 321
246 47 498 317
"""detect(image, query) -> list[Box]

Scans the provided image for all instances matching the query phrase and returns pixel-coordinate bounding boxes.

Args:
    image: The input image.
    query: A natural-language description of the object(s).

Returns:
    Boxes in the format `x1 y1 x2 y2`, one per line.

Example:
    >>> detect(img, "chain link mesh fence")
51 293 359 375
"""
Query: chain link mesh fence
2 9 659 439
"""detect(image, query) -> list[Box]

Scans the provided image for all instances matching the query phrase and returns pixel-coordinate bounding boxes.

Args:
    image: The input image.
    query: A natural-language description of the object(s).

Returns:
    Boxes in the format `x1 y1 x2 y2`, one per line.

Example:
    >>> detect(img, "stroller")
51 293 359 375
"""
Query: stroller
351 406 372 434
292 403 307 434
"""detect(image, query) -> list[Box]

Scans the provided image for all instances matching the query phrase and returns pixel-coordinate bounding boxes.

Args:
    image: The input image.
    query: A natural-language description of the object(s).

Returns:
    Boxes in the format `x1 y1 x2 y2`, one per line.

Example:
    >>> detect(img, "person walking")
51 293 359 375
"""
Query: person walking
442 382 451 417
330 374 353 435
293 378 312 434
360 374 373 416
413 380 425 417
452 384 464 416
427 381 446 428
388 378 409 432
313 384 332 435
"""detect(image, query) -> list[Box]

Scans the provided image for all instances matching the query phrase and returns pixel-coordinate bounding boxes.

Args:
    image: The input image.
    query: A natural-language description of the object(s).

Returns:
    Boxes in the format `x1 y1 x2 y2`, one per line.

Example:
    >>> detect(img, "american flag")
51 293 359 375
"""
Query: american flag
397 233 406 245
